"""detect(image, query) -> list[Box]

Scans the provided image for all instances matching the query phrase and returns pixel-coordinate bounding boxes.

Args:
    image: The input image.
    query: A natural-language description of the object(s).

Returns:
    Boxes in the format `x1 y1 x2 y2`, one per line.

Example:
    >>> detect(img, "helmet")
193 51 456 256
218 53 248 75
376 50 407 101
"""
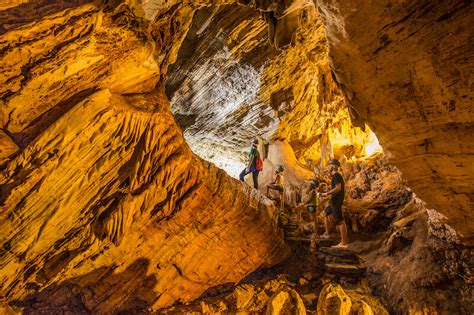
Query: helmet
329 159 340 167
309 178 319 188
276 165 284 173
251 139 258 145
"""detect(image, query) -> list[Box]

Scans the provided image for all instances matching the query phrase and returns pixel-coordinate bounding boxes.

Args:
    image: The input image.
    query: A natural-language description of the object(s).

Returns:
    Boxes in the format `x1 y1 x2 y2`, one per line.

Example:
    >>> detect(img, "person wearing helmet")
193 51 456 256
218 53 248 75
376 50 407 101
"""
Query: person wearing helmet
239 139 261 189
266 165 285 203
321 159 348 248
298 178 319 234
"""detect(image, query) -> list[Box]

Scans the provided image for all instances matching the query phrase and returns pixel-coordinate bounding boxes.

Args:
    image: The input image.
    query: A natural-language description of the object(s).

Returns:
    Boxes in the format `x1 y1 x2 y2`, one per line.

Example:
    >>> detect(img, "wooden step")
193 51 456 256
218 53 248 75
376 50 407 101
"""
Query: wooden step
314 238 338 247
286 236 311 242
319 247 358 260
324 263 365 277
320 255 359 265
285 237 339 248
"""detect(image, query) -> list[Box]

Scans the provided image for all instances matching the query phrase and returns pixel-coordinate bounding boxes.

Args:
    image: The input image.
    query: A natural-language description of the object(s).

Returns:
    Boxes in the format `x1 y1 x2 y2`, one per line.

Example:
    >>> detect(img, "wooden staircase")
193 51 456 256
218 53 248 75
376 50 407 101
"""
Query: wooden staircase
281 212 365 280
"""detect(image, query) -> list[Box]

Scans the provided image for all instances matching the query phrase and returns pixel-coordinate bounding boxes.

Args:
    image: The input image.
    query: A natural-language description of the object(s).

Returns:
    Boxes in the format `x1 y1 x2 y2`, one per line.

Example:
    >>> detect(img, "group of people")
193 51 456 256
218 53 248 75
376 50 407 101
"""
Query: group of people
239 139 349 250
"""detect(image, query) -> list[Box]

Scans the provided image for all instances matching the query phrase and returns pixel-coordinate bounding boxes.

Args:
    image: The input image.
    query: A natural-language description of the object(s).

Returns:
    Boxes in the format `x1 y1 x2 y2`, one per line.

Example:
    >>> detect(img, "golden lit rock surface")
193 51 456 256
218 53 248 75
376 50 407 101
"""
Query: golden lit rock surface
266 287 306 315
316 283 388 315
316 0 474 242
0 2 288 312
0 0 473 313
0 88 287 312
0 130 18 164
1 2 159 144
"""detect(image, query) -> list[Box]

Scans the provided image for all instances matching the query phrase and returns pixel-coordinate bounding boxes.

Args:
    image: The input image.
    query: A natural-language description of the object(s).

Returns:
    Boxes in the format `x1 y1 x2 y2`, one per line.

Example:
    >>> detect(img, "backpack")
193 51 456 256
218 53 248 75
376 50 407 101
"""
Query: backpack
256 156 263 171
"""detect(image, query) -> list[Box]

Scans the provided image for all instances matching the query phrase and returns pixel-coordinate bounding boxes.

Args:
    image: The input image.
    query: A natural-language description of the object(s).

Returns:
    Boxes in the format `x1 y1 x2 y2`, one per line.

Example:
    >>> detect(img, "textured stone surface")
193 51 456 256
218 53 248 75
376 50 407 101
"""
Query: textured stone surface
316 0 474 242
316 283 388 315
0 2 159 143
359 199 473 314
1 0 473 313
166 4 278 176
0 88 287 312
165 1 380 177
0 130 18 165
0 2 288 312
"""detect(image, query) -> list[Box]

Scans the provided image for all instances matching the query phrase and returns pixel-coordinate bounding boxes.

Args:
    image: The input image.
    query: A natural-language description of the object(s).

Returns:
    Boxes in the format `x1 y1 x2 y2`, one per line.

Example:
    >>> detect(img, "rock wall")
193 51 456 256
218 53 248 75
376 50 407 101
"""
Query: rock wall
166 4 278 177
316 0 474 243
0 2 288 312
164 1 379 176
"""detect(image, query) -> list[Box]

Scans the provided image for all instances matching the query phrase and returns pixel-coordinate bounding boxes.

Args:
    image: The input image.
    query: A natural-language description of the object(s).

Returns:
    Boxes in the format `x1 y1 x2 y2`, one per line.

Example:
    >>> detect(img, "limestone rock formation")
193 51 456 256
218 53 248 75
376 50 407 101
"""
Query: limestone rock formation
166 4 278 176
316 0 474 243
316 283 388 315
0 87 288 312
1 0 473 313
340 155 473 314
0 2 288 312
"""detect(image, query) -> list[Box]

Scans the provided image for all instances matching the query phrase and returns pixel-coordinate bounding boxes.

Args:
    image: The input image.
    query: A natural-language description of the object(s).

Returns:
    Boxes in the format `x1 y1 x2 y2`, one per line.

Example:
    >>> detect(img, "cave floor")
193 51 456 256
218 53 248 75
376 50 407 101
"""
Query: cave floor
160 212 386 314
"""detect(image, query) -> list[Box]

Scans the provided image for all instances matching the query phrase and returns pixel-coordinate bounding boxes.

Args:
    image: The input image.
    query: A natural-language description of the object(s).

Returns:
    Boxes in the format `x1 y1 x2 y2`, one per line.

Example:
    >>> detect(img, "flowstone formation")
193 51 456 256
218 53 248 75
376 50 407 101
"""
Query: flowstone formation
0 2 287 313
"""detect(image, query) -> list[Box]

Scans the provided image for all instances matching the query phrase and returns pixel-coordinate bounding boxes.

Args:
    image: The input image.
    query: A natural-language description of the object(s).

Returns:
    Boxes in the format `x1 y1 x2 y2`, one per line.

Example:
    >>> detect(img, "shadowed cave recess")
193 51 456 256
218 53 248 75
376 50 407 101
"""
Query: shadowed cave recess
0 0 472 314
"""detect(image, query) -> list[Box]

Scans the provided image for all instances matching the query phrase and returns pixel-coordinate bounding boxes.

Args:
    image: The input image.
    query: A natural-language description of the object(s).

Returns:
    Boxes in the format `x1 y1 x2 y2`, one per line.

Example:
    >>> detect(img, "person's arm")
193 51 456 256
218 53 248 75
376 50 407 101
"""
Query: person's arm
271 175 277 185
302 189 313 204
323 183 341 197
246 153 254 171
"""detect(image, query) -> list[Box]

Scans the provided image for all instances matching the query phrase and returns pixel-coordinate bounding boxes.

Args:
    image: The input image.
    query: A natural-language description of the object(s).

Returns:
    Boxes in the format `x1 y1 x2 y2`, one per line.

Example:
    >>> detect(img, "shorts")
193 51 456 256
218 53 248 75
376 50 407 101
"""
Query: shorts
307 206 316 213
324 203 344 224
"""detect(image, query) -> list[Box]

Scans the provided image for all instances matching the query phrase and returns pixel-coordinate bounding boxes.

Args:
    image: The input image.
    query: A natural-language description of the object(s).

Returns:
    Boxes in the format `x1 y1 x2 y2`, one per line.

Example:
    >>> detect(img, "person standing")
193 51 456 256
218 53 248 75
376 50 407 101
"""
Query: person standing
321 159 349 248
239 139 261 189
305 179 320 231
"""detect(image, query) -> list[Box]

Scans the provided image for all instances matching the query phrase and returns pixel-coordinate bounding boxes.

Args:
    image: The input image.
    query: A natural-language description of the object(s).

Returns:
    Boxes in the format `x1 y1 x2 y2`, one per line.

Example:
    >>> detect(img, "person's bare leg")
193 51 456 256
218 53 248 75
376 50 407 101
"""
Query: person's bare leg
332 222 349 248
323 215 330 238
280 191 284 210
340 221 348 245
311 213 317 236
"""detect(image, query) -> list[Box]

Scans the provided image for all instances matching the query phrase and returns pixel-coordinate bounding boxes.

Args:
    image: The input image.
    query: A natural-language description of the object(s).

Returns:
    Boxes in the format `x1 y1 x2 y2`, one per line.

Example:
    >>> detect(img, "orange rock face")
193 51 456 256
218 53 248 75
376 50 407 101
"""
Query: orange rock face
0 87 287 312
316 0 474 243
1 0 473 313
0 2 287 312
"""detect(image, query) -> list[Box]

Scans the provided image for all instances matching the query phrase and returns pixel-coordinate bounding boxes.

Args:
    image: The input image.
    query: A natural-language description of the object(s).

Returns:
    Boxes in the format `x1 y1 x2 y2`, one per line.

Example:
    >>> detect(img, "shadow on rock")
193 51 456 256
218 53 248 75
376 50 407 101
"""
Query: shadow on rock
11 258 158 314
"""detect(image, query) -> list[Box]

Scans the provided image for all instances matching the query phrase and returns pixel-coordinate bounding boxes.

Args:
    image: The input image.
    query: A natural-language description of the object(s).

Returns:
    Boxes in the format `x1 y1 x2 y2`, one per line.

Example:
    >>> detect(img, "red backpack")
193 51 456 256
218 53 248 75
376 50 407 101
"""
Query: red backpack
256 155 263 171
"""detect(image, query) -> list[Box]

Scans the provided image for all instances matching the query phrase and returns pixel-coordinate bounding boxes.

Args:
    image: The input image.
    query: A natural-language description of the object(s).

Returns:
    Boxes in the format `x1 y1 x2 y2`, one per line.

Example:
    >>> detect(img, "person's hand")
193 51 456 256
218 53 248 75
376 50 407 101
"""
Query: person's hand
246 167 250 173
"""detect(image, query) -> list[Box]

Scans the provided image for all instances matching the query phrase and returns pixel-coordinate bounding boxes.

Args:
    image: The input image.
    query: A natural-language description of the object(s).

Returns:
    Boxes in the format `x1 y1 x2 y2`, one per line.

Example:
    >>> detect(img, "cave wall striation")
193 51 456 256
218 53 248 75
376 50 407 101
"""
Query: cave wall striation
0 2 288 312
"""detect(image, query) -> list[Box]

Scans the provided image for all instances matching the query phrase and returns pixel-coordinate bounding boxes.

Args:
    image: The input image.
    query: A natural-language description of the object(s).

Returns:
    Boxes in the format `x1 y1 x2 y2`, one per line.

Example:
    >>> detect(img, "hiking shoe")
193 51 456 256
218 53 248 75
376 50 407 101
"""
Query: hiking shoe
331 243 348 249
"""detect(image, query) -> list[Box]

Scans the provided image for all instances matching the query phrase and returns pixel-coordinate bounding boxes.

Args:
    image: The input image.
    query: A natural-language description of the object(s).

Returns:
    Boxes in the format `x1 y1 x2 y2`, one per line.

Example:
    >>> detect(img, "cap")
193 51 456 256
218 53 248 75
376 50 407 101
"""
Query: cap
309 178 319 187
329 159 340 167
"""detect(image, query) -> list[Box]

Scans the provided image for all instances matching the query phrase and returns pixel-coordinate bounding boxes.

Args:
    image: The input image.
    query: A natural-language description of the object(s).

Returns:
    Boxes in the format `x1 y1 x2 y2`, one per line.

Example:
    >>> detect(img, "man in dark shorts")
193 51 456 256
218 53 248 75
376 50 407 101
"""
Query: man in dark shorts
322 159 349 248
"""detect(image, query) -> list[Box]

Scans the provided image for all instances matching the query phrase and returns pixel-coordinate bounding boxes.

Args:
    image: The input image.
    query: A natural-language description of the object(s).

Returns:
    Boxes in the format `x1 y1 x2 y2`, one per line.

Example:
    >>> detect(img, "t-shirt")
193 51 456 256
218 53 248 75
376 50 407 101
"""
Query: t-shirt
331 172 345 205
249 148 259 166
305 189 318 207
